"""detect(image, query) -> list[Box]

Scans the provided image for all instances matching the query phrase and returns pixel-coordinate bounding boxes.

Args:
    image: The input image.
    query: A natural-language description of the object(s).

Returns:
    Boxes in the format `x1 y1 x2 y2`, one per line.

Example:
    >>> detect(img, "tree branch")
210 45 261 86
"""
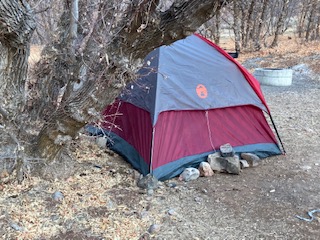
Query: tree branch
113 0 230 59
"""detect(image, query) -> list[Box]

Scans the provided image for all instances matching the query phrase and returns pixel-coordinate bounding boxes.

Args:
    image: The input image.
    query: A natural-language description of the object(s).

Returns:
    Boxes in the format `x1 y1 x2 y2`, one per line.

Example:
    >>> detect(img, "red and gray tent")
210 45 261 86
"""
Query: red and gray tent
90 34 283 181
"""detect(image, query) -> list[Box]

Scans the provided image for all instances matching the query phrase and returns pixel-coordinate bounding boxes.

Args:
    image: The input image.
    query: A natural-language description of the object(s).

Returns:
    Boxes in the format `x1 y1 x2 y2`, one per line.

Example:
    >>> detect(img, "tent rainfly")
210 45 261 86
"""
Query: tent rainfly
88 34 283 181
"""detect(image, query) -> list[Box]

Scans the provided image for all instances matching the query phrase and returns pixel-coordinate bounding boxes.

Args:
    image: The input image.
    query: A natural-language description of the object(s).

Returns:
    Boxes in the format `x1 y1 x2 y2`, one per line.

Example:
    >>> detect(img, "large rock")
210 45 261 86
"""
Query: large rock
179 168 200 182
208 153 240 174
207 152 226 172
198 162 214 177
240 153 261 167
224 155 240 174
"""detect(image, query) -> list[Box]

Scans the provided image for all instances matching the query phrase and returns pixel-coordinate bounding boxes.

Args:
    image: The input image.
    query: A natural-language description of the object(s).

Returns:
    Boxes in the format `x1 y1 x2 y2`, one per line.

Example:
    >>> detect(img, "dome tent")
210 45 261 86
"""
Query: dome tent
88 34 283 181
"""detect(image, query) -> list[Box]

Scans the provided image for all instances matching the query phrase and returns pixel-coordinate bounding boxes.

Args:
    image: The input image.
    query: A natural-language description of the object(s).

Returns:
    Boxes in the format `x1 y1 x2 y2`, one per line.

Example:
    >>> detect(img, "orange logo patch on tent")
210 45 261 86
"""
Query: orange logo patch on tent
196 84 208 99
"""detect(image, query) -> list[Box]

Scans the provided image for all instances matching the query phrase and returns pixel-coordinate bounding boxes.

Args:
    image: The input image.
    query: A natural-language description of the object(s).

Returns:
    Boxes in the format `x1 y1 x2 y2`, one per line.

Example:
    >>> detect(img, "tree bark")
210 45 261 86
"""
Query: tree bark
0 0 36 181
0 0 36 115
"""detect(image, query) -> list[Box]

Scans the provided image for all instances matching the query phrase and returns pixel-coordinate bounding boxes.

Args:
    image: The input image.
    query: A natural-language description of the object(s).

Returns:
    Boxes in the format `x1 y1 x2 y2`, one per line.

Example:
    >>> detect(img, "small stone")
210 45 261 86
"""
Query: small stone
0 170 9 179
10 222 24 231
137 174 159 190
198 162 214 177
147 188 154 196
194 196 203 203
301 165 312 171
145 196 153 201
207 152 226 172
52 191 64 202
270 189 275 193
202 189 208 194
178 168 200 181
220 143 235 157
139 232 151 240
140 210 149 220
106 199 117 210
168 209 176 215
132 170 141 181
240 160 250 169
165 182 177 188
148 224 161 234
51 215 60 221
96 136 107 148
64 219 74 230
240 153 261 167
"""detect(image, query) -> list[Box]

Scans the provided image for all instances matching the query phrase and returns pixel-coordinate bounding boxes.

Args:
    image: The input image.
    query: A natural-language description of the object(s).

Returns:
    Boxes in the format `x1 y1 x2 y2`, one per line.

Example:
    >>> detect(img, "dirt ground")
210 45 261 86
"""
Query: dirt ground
1 37 320 239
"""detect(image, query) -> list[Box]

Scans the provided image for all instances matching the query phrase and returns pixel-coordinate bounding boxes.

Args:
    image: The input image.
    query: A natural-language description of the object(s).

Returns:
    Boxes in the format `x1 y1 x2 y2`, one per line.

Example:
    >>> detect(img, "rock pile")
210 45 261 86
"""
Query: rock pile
178 143 261 181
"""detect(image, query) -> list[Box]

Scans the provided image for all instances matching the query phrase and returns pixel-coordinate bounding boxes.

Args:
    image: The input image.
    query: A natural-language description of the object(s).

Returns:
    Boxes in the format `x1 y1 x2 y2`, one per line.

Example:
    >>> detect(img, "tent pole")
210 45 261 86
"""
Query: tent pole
149 127 156 175
269 114 286 155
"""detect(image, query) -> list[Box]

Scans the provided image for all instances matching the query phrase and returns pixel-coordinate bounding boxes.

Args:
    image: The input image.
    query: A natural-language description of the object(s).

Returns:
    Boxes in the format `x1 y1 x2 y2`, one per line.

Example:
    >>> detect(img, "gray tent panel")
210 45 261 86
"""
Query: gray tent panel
120 35 267 126
153 35 266 124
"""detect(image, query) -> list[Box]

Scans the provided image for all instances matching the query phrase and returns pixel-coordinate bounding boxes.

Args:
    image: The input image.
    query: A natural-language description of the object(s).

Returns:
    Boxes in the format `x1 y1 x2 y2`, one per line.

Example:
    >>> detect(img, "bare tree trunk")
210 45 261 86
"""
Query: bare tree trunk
254 0 269 50
305 0 318 41
316 13 320 39
0 0 36 181
270 0 290 47
243 0 255 48
233 1 241 53
297 1 310 38
30 7 72 120
239 3 246 45
212 8 221 44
